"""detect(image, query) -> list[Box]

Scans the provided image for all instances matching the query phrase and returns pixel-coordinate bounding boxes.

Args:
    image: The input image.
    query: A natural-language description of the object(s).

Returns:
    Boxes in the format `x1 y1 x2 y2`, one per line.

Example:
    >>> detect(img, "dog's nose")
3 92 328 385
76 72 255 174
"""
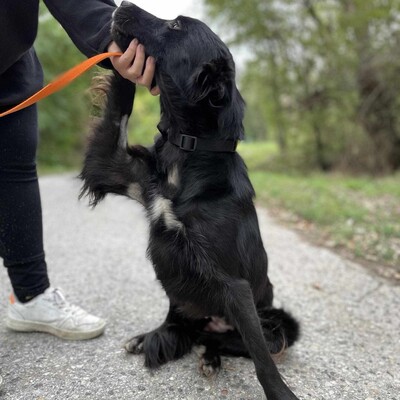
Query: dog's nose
120 1 132 7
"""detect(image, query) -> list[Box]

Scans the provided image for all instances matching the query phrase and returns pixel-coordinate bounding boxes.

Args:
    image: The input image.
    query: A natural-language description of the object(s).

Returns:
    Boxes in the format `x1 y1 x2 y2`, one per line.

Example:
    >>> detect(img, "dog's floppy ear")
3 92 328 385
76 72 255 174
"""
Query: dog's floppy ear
187 58 245 139
218 86 245 140
187 58 234 106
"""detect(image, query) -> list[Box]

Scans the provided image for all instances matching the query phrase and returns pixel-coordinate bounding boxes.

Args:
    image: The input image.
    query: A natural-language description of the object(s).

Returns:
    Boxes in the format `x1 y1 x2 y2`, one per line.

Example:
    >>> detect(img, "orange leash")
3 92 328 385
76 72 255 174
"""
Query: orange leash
0 52 122 118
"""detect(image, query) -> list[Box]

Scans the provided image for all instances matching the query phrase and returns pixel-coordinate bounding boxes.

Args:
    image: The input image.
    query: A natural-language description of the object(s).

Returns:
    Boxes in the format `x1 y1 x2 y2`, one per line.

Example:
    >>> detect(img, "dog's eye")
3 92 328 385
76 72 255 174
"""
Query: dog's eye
168 20 181 30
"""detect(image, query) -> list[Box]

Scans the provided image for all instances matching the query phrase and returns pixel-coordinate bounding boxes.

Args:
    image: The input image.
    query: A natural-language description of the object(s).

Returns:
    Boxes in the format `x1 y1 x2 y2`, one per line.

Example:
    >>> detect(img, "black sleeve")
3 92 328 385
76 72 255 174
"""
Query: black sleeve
43 0 116 59
0 1 40 75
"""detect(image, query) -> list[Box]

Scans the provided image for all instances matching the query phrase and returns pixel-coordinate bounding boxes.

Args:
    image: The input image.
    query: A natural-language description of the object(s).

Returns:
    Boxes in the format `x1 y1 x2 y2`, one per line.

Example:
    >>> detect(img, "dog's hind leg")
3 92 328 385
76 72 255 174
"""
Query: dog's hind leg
125 303 194 368
80 72 154 206
224 280 299 400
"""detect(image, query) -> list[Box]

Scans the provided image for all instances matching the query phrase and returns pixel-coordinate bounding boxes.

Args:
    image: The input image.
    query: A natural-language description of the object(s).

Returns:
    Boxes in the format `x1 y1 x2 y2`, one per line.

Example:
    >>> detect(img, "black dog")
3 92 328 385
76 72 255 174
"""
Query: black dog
80 2 300 399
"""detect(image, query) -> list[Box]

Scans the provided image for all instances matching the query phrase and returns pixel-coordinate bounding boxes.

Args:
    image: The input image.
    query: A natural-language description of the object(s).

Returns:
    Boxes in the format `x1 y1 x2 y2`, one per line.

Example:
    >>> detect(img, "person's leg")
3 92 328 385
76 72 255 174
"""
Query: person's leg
0 105 50 303
0 104 106 339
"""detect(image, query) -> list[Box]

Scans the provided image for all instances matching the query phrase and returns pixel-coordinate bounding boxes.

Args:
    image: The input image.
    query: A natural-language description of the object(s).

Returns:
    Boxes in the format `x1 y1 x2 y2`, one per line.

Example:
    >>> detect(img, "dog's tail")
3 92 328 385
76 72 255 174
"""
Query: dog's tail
258 307 300 357
79 72 152 206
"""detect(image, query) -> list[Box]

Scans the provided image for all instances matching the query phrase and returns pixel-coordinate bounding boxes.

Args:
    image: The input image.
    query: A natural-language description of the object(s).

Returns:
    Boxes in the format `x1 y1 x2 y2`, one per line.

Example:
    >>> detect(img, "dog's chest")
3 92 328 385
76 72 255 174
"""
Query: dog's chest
167 164 179 188
148 164 182 231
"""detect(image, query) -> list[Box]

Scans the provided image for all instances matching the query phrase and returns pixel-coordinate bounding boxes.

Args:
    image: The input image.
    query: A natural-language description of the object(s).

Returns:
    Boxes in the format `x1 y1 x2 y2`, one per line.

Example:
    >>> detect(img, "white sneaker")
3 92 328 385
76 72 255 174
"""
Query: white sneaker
6 287 106 340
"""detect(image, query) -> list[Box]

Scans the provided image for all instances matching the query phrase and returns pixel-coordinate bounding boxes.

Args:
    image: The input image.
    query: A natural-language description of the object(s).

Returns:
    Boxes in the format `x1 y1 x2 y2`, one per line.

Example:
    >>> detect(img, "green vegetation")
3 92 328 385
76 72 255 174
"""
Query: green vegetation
238 143 400 272
204 0 400 274
36 7 91 169
35 5 159 169
205 0 400 174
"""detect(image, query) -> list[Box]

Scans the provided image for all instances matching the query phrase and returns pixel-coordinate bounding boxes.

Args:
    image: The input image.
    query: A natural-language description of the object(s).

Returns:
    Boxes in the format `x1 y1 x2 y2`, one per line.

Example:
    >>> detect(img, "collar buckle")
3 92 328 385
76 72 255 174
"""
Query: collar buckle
179 134 197 151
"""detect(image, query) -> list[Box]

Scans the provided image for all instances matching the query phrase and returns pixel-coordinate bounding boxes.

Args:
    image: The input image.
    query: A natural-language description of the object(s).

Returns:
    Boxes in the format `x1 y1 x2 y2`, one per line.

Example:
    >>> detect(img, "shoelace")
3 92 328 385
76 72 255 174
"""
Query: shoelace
48 288 85 316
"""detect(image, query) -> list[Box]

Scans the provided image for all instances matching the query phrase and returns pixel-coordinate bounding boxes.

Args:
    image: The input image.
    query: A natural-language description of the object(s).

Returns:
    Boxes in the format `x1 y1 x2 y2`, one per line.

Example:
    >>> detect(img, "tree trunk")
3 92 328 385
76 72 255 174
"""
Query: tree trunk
343 0 400 171
357 63 400 171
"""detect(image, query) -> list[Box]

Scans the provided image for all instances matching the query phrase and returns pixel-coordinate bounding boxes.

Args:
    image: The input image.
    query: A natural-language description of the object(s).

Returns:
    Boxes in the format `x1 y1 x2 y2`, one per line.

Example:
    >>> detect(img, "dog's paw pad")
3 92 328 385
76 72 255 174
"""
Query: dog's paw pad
125 336 144 354
199 356 220 378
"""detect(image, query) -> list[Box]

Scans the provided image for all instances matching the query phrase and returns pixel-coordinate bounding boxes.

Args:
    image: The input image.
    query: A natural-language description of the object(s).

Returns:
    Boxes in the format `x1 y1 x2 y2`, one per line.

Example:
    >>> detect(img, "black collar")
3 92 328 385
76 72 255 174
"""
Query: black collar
157 125 238 153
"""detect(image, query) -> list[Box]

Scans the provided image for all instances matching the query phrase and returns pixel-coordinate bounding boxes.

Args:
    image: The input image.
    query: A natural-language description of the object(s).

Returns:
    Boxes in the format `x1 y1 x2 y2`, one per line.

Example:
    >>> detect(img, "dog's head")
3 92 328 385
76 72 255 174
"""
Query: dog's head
112 1 244 140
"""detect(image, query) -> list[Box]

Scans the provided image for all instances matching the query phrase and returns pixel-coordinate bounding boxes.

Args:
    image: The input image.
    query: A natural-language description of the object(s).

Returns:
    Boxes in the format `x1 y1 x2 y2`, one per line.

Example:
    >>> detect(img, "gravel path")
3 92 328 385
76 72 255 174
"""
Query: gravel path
0 174 399 400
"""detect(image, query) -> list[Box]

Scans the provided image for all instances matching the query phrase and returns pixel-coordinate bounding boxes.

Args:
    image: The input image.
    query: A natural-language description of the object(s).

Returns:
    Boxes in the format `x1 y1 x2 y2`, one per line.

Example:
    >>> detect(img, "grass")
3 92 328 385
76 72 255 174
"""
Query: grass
238 142 400 276
237 141 279 170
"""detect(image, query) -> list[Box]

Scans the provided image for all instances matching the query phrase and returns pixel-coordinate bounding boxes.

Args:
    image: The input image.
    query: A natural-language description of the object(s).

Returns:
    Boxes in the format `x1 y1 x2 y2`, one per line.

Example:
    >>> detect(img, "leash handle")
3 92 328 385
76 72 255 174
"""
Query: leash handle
0 52 123 118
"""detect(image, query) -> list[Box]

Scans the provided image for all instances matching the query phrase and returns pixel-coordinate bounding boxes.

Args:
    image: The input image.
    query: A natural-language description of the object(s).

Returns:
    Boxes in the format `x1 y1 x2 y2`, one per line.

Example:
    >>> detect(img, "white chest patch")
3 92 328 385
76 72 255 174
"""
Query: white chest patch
150 196 183 230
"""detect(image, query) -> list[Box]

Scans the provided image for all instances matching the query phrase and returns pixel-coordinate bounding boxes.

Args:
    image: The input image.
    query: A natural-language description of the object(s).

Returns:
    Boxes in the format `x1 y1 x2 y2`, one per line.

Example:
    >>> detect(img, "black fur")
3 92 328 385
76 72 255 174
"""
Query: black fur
80 3 300 399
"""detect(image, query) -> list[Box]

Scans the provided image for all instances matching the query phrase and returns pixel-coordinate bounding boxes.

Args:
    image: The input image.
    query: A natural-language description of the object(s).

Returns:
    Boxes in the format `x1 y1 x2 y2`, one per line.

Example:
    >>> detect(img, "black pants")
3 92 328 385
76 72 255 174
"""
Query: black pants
0 104 50 302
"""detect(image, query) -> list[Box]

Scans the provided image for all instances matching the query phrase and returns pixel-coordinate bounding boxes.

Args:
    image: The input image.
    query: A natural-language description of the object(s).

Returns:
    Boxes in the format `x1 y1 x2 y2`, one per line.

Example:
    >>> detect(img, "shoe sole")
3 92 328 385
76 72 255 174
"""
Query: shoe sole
6 317 106 340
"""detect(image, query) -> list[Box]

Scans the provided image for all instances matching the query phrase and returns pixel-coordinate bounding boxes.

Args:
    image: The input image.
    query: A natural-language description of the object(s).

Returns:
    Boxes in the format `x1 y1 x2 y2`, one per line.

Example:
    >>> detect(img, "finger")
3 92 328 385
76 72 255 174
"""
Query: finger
115 39 139 70
108 42 124 70
135 56 156 89
127 44 146 80
150 86 161 96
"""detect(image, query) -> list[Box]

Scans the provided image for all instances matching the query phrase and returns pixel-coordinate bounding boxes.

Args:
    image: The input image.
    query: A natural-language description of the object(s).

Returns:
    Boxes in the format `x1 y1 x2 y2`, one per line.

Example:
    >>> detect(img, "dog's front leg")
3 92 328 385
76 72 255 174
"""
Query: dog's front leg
125 303 194 368
80 72 155 206
225 280 299 400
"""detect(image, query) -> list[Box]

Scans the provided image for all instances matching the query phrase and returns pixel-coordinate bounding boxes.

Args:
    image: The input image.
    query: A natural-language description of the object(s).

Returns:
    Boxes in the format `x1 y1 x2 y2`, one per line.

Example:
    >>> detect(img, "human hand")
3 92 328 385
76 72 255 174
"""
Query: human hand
108 40 160 96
